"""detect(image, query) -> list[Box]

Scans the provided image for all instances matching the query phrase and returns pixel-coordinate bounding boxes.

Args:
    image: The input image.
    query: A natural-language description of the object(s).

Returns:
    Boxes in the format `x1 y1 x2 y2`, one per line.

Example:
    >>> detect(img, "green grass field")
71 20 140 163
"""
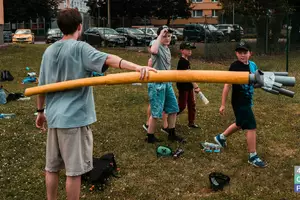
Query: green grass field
0 44 299 200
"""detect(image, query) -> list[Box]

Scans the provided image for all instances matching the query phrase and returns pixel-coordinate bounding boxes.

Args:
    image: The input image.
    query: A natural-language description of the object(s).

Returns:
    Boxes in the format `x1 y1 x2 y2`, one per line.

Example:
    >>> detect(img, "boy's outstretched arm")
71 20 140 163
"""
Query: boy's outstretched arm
219 84 231 115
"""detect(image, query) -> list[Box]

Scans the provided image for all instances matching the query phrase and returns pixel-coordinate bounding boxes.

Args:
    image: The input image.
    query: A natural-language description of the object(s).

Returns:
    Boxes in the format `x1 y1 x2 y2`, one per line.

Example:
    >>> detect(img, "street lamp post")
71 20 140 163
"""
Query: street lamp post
107 0 111 28
232 3 235 24
0 0 4 45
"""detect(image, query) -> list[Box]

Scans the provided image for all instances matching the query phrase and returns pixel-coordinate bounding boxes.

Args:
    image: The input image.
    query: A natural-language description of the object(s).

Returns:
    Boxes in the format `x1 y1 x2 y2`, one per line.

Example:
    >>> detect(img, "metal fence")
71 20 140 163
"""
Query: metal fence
190 12 300 65
4 18 51 36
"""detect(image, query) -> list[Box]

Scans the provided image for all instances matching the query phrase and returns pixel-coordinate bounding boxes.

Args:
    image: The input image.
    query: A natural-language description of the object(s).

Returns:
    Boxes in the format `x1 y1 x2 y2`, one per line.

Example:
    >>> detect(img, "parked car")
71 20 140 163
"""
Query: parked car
183 24 224 43
138 27 177 45
172 28 183 41
45 28 63 44
115 27 154 46
214 24 244 42
82 27 127 47
12 29 35 44
3 30 12 43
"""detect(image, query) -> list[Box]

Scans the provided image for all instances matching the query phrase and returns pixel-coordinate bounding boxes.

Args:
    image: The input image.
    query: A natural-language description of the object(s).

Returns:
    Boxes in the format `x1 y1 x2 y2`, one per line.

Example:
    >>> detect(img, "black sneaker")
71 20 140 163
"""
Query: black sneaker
168 134 186 143
142 124 148 132
188 124 200 128
160 127 169 134
145 135 162 143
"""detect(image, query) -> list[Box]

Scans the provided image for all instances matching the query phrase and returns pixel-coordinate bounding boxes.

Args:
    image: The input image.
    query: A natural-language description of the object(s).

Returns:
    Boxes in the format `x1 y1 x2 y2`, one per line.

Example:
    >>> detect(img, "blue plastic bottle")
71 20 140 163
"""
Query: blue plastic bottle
0 113 16 119
0 86 7 105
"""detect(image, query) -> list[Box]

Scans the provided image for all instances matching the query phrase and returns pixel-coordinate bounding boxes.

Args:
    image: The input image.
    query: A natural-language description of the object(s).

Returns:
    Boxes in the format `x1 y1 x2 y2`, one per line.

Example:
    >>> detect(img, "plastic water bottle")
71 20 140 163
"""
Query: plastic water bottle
198 92 209 105
132 83 142 86
203 142 220 149
27 72 36 77
0 87 7 105
0 113 16 119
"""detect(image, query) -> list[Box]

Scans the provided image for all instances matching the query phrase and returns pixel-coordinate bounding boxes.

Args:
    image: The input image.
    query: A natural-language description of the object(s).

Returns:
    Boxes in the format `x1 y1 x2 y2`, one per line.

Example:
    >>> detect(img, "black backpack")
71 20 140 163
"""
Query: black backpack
2 88 24 102
82 153 119 191
0 70 14 81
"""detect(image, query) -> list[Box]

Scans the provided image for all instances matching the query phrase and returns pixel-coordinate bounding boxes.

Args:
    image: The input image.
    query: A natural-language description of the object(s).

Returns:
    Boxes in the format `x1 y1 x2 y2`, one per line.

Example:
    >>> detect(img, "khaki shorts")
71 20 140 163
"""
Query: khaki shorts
45 126 93 176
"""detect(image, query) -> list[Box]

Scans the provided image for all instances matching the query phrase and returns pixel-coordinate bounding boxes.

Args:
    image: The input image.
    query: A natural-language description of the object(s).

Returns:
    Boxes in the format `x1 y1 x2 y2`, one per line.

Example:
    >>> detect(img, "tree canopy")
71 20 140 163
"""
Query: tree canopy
86 0 192 25
4 0 62 22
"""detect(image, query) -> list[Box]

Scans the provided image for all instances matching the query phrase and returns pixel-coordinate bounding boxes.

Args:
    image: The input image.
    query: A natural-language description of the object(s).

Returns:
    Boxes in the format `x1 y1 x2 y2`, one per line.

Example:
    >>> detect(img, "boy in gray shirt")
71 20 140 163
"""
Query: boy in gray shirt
35 8 156 200
147 25 185 143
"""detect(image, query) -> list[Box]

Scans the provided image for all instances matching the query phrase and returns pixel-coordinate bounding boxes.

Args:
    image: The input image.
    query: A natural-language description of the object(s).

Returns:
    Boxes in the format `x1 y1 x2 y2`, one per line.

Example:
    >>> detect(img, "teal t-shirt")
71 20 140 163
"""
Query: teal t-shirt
38 39 108 128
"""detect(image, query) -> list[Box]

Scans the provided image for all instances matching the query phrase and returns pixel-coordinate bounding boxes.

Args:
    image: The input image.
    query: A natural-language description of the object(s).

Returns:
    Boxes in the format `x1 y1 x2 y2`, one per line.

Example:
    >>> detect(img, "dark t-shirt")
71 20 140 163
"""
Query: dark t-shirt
229 60 256 107
176 57 193 91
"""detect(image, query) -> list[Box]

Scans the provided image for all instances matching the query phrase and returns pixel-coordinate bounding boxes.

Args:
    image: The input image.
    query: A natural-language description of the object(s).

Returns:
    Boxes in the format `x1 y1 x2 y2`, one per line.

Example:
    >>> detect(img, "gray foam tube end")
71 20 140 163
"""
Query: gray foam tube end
274 76 296 87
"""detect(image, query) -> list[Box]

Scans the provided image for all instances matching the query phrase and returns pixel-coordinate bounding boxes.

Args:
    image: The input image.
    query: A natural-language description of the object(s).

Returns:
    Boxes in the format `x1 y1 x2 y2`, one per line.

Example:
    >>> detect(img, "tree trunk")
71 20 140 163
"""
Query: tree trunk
166 17 171 25
290 13 300 45
0 25 3 45
269 13 285 53
255 17 267 54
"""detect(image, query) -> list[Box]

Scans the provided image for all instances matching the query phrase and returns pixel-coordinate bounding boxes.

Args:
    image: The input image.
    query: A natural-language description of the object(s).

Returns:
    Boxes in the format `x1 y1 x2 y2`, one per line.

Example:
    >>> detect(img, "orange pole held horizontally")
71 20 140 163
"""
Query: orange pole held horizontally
24 70 250 97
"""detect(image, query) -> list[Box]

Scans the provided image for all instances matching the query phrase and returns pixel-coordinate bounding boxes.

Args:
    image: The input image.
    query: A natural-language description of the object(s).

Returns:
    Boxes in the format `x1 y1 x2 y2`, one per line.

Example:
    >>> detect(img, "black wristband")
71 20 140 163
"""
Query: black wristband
119 59 123 69
37 108 44 113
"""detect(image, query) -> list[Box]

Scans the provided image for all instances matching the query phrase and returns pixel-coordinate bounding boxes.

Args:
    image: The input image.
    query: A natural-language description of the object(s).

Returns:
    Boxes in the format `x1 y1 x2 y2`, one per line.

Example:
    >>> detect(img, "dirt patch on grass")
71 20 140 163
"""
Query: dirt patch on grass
268 141 297 158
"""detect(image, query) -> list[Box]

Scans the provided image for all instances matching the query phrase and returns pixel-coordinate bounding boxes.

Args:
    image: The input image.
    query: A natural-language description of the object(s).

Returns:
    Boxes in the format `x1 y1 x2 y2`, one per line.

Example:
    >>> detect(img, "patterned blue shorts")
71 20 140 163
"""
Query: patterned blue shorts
148 82 179 118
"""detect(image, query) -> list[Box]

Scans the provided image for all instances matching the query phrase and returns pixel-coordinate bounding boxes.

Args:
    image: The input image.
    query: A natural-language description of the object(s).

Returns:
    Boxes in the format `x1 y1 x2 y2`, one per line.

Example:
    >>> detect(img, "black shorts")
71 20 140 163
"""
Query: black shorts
233 105 256 130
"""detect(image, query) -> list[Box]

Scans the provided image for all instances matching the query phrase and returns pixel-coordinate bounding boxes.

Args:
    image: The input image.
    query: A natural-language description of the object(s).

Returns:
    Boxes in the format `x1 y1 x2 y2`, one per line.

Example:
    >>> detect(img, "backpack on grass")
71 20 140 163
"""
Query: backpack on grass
0 70 14 81
82 153 120 191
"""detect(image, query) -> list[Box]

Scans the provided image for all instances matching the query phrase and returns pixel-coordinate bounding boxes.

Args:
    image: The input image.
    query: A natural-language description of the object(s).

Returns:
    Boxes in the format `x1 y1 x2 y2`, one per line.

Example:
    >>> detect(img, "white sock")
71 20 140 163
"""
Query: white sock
220 133 226 140
249 152 257 158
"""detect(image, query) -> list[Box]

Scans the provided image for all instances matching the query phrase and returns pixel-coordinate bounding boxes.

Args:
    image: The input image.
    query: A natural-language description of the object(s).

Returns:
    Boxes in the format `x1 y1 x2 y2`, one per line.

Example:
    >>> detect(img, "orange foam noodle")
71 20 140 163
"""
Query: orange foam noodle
24 70 249 96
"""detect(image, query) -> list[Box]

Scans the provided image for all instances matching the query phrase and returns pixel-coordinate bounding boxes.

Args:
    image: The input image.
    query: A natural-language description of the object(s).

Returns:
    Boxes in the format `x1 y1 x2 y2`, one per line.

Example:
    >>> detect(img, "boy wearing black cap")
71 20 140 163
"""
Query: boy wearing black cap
176 42 200 128
146 25 185 143
214 41 266 168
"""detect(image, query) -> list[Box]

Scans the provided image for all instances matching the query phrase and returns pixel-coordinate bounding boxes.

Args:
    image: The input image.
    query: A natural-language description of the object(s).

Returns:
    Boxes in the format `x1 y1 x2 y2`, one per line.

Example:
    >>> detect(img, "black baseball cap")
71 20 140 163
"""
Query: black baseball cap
157 25 173 35
180 42 196 50
235 41 251 51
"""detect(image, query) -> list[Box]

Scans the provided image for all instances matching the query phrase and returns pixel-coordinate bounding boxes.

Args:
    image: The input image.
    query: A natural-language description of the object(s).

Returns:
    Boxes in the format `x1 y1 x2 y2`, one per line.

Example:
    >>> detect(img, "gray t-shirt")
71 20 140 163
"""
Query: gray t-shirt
38 39 108 128
150 40 171 70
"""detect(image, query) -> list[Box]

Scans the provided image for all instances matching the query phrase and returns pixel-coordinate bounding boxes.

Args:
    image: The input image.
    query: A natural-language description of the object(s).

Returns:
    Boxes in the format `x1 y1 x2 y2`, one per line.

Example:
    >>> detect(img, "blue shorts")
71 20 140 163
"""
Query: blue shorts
148 82 179 118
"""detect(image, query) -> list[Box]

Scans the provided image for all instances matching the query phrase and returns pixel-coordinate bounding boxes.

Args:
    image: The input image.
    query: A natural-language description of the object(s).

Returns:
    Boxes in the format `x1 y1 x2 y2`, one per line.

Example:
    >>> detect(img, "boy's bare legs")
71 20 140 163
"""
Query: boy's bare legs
223 123 240 137
147 116 162 143
66 176 81 200
146 104 151 126
167 113 185 142
167 113 176 129
246 129 256 153
162 112 168 129
148 115 157 134
215 123 240 148
46 171 59 200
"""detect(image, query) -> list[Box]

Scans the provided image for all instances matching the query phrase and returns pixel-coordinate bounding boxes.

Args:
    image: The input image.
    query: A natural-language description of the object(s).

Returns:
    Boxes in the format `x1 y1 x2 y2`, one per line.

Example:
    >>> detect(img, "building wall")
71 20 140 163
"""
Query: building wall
58 0 89 13
151 0 222 27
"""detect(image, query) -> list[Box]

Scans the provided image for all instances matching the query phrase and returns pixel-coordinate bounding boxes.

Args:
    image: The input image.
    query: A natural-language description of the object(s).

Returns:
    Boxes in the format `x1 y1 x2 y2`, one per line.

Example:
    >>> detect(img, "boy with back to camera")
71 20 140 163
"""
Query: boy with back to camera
35 8 156 200
214 41 266 168
146 25 185 143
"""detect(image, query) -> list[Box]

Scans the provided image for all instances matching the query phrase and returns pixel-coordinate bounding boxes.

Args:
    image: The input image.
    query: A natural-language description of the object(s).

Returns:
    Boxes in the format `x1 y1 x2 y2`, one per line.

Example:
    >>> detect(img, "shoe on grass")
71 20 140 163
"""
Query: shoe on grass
248 155 267 168
188 124 200 128
168 134 186 143
160 127 169 134
214 134 227 148
142 124 148 132
145 135 162 143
